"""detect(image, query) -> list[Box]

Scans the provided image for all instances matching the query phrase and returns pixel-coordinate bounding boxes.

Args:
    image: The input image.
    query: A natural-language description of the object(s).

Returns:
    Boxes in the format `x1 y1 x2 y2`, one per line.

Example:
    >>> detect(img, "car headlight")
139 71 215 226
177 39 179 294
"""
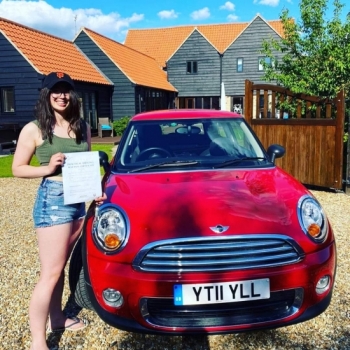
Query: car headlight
297 195 328 243
92 206 129 253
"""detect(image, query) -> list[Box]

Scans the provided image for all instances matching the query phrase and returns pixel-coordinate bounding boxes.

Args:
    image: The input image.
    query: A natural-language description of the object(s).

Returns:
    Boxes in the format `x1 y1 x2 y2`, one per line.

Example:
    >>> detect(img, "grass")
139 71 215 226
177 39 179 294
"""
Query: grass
0 143 115 178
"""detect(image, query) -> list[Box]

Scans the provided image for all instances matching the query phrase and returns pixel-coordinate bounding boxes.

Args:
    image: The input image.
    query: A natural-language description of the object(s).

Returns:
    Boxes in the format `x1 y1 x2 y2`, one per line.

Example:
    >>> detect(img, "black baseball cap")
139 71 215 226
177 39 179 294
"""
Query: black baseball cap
42 72 75 90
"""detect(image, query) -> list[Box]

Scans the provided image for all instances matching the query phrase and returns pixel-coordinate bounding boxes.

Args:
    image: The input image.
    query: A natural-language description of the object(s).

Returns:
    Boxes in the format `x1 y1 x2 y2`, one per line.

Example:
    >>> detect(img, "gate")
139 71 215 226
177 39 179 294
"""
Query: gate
244 80 345 190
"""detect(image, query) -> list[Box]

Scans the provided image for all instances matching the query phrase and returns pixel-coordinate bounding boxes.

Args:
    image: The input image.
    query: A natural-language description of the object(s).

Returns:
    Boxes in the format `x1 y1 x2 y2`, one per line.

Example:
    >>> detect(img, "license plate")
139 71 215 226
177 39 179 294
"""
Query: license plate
174 278 270 306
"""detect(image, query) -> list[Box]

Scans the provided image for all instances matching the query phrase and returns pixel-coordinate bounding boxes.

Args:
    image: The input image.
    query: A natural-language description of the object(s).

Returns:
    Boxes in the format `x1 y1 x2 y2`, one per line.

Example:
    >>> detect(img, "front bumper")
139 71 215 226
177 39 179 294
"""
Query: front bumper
84 241 336 334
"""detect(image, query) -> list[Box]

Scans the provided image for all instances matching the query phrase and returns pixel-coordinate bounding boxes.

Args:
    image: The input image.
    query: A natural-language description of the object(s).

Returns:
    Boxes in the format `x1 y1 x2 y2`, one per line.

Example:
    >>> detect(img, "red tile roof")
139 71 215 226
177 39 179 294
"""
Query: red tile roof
125 16 285 67
0 17 111 85
81 28 177 92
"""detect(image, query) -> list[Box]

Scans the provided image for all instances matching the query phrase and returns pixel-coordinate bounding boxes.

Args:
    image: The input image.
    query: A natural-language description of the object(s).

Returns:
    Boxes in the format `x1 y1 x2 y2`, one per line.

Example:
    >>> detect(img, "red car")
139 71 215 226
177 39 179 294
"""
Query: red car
69 109 336 334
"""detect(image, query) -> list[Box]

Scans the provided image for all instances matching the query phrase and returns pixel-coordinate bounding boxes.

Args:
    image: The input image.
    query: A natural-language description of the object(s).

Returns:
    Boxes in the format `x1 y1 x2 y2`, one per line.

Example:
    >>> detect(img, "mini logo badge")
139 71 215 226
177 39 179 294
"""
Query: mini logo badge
209 225 229 234
57 72 64 79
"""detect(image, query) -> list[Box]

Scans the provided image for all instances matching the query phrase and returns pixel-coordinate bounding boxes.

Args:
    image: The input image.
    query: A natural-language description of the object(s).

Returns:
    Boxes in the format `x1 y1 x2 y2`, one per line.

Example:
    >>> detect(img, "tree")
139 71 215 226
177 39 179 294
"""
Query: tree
261 0 350 99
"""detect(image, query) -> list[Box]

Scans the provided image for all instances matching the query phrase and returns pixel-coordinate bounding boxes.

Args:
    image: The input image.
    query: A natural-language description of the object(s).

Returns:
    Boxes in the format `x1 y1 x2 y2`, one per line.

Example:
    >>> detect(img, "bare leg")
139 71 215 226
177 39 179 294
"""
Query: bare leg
48 219 84 328
29 219 84 350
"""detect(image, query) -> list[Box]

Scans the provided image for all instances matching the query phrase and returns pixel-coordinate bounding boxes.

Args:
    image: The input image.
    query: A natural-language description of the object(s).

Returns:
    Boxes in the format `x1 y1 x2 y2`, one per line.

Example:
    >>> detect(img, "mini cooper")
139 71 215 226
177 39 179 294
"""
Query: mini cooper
69 109 336 335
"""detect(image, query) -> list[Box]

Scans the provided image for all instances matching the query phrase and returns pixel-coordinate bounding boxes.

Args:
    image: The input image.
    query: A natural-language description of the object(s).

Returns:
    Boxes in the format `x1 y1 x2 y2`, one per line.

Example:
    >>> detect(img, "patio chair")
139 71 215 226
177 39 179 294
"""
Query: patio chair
98 117 113 138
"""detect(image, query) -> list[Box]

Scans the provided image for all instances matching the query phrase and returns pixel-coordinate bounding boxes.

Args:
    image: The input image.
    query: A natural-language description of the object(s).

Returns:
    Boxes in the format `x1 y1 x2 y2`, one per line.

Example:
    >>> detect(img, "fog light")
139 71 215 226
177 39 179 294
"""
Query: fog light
103 288 124 308
316 275 330 295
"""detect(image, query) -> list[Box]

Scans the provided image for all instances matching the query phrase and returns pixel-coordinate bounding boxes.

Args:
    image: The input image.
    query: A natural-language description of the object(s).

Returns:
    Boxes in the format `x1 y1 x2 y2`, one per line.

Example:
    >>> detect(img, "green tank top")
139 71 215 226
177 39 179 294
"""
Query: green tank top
33 120 89 176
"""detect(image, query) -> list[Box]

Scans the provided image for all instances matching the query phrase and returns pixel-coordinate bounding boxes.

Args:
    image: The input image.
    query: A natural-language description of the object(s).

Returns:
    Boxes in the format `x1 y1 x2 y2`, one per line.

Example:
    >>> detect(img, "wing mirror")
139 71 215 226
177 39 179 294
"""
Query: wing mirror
266 144 285 164
99 151 110 173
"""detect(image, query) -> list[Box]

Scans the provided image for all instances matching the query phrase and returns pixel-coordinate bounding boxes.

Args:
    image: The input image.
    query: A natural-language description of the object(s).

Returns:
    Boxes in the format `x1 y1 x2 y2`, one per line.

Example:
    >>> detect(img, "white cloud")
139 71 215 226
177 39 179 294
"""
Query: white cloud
0 0 144 40
253 0 280 6
220 2 235 11
227 14 239 21
158 9 178 19
191 7 210 21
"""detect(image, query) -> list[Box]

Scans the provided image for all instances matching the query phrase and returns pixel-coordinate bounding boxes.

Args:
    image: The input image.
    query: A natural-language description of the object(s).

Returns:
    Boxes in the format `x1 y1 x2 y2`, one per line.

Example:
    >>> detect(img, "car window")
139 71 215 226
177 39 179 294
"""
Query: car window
116 118 267 171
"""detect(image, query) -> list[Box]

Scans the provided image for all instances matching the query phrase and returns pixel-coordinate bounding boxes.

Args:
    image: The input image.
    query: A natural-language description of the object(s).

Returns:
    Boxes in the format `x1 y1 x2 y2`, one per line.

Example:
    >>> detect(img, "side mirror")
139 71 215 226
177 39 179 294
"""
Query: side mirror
266 144 285 164
99 151 110 173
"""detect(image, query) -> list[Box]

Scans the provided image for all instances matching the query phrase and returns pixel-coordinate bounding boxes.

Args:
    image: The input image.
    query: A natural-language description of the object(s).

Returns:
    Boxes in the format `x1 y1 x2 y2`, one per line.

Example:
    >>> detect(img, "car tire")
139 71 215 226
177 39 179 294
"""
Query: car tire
69 238 94 311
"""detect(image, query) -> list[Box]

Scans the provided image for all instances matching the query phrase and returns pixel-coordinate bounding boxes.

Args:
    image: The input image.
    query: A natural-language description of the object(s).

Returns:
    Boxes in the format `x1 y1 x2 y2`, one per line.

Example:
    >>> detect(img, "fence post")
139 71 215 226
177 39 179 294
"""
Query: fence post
244 80 253 123
334 90 345 191
345 94 350 194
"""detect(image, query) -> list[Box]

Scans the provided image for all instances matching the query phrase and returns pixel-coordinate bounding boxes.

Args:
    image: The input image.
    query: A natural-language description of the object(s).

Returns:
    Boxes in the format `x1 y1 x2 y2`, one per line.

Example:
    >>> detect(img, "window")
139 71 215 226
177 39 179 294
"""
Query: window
144 89 167 111
195 97 202 109
237 58 243 72
258 56 272 71
203 97 211 109
179 97 220 109
1 87 15 112
185 98 195 108
187 61 198 74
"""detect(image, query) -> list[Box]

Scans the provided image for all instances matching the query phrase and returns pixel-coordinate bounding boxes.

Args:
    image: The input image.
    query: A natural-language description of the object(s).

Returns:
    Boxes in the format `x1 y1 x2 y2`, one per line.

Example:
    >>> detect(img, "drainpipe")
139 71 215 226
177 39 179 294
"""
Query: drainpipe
110 85 114 122
218 52 224 109
219 52 223 91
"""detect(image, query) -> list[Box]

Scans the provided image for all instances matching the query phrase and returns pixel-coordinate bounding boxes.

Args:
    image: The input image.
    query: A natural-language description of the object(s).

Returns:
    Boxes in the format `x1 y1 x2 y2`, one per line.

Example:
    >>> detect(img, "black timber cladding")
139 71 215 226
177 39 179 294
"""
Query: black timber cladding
167 30 221 97
0 32 41 126
223 17 283 96
0 31 112 131
75 31 136 119
166 17 283 98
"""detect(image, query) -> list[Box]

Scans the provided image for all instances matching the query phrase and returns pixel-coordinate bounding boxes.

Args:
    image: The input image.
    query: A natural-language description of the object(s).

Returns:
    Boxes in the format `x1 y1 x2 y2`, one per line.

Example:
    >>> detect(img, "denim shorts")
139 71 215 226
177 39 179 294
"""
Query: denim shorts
33 178 86 228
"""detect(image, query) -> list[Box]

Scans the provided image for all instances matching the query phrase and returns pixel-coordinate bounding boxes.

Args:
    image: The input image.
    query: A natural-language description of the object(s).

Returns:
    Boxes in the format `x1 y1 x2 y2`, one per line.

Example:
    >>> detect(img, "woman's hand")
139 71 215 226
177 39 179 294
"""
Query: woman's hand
47 152 66 174
95 192 107 206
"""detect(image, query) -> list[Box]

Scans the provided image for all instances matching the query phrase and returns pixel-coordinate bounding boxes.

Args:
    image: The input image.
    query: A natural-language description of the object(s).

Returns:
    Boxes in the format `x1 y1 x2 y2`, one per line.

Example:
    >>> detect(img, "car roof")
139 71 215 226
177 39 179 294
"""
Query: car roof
131 109 243 121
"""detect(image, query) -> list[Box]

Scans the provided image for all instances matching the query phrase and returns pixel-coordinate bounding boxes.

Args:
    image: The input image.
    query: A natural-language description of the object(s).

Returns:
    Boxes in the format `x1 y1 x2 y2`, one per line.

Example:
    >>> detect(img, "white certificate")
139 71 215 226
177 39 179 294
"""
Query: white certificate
62 151 102 205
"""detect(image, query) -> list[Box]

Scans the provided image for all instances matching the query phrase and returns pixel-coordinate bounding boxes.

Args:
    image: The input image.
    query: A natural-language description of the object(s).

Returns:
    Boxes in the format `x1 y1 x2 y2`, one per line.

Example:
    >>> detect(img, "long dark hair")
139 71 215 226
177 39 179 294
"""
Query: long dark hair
34 87 84 144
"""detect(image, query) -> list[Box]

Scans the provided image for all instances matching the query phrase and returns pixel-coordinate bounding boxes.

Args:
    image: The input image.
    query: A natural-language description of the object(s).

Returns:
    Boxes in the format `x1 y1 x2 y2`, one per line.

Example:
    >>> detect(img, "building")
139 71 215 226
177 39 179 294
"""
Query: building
125 15 284 113
0 14 284 142
0 17 112 139
73 28 177 119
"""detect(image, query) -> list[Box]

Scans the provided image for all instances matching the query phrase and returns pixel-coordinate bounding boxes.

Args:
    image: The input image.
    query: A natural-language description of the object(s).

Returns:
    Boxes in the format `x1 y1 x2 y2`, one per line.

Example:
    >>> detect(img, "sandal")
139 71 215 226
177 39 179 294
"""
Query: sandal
47 317 89 333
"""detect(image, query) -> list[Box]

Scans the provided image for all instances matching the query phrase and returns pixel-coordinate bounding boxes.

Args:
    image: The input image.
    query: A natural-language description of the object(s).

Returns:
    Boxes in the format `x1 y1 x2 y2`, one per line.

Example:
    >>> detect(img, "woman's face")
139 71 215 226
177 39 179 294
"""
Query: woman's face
49 82 71 115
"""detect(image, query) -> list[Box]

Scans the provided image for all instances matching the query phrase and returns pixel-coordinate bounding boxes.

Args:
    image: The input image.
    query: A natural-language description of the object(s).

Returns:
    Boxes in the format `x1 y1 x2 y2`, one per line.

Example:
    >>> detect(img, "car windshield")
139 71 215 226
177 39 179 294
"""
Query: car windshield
114 117 269 173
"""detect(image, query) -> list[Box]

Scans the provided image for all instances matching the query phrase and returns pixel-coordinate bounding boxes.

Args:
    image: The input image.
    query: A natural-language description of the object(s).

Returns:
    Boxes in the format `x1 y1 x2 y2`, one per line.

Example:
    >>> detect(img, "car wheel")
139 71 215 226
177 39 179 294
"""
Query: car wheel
69 238 94 310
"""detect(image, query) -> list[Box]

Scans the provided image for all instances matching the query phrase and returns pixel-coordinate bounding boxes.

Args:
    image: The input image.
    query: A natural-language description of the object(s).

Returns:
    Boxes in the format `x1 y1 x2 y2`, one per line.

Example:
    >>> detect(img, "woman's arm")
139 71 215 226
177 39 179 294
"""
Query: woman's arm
86 122 92 151
12 122 64 178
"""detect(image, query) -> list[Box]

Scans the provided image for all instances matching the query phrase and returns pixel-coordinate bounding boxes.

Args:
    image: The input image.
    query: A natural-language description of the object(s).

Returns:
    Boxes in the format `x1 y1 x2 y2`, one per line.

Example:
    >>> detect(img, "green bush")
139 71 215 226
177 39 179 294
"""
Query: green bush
112 116 131 136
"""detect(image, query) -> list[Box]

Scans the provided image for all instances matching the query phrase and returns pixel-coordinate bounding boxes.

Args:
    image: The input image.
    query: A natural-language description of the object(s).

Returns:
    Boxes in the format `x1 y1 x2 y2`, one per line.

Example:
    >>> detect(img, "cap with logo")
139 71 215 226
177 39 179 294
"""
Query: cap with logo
42 72 75 90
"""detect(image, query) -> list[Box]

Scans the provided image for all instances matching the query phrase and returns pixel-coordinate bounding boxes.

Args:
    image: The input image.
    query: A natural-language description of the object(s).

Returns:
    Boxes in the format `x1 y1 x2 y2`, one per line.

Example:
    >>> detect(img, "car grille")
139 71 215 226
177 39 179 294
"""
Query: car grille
140 288 303 328
133 235 304 273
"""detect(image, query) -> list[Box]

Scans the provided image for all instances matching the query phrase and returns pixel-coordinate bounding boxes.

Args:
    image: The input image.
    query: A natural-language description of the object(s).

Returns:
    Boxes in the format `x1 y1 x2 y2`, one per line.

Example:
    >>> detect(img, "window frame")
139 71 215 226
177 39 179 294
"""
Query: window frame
1 87 15 113
186 61 198 74
237 58 243 73
258 56 272 71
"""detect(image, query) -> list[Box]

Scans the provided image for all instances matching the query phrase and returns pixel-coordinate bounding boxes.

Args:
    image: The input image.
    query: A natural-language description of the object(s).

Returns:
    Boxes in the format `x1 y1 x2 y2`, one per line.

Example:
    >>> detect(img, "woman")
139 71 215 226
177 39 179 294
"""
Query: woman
12 72 105 350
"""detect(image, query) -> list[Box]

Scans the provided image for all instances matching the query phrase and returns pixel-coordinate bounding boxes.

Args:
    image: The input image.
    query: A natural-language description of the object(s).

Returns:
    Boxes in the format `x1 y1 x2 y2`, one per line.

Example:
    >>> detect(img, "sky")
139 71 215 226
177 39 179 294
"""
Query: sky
0 0 349 43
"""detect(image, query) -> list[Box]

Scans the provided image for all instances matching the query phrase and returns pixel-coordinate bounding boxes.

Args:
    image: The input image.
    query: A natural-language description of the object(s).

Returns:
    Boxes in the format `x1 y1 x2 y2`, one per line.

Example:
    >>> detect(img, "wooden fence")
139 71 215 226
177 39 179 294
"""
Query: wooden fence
244 80 345 190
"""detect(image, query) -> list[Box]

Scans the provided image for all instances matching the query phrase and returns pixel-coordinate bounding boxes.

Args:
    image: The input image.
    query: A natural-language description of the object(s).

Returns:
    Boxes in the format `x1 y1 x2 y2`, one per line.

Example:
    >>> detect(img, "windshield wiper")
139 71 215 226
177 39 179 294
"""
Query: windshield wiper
129 160 199 173
213 157 267 169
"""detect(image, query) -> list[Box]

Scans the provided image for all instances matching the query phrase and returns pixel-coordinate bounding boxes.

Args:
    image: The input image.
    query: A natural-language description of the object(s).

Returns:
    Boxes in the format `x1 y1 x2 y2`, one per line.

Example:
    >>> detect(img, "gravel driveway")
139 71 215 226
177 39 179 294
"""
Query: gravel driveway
1 178 349 350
